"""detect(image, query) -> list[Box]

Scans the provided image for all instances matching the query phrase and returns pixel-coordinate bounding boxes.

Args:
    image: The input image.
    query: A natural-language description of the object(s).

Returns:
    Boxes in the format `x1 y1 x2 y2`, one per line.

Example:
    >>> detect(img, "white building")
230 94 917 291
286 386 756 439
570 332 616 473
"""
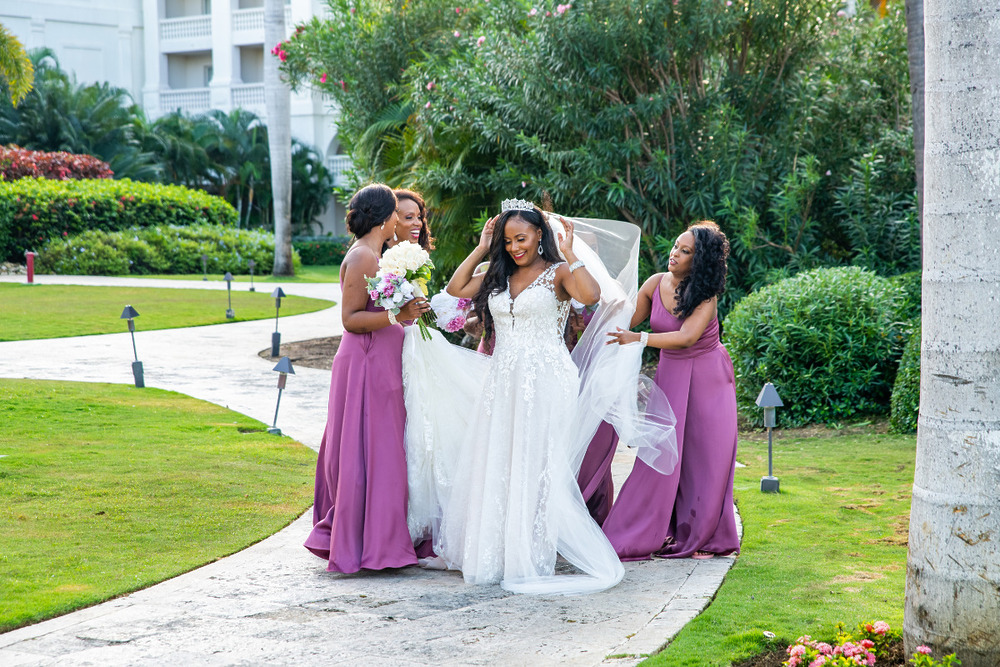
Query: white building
0 0 349 235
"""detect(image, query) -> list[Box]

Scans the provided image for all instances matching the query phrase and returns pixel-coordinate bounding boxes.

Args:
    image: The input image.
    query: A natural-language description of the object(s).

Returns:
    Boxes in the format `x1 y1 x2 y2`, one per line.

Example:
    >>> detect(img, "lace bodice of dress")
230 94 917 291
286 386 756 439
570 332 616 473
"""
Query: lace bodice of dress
484 263 571 410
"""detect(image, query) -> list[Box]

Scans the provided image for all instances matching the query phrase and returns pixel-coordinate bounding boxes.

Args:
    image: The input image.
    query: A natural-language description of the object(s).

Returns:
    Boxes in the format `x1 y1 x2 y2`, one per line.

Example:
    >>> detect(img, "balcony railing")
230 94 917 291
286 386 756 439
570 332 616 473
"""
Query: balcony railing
161 15 211 41
160 88 211 113
328 155 353 187
232 83 265 108
232 7 293 34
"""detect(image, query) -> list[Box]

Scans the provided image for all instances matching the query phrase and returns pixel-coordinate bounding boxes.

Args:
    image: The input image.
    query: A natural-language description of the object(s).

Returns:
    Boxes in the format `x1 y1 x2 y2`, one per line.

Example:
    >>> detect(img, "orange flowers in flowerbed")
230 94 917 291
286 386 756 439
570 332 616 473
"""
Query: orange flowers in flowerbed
0 145 113 181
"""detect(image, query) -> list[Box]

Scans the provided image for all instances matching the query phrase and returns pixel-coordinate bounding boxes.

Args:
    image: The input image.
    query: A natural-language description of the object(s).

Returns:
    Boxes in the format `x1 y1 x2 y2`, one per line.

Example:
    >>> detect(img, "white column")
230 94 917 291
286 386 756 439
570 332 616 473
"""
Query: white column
210 0 235 111
141 0 164 116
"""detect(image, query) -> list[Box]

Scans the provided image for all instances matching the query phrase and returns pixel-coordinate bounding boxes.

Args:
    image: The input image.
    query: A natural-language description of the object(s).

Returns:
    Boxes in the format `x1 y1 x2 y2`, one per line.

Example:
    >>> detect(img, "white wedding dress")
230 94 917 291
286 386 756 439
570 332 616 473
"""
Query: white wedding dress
402 216 678 595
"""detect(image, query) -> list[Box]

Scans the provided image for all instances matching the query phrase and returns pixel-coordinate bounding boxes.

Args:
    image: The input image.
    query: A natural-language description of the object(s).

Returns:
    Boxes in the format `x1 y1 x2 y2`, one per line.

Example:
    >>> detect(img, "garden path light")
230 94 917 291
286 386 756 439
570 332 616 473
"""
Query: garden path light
201 253 208 281
756 382 783 493
24 251 36 284
270 287 286 357
120 305 144 388
224 272 235 319
268 356 295 435
248 259 256 292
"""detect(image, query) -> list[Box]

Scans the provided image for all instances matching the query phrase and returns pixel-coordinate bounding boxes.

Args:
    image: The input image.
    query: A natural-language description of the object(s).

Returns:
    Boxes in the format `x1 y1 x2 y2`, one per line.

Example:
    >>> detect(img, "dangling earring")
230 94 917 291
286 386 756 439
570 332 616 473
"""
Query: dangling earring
537 240 543 256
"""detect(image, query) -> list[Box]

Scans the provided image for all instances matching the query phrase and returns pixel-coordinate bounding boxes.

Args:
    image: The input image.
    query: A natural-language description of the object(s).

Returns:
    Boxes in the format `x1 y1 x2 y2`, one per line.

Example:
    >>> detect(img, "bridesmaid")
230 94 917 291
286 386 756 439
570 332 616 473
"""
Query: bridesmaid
304 183 431 572
603 221 739 560
390 188 434 250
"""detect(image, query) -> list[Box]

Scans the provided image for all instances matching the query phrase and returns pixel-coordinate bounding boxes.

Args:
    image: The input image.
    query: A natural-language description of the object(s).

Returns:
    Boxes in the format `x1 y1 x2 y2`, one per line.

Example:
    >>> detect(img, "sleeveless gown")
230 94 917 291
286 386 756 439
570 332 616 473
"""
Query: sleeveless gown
601 277 740 559
304 296 418 572
403 263 625 594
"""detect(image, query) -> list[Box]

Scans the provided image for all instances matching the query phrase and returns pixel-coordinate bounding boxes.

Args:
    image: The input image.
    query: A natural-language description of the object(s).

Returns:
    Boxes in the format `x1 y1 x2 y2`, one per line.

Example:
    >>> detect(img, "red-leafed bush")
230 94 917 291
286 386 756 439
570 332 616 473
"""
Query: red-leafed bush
0 145 114 181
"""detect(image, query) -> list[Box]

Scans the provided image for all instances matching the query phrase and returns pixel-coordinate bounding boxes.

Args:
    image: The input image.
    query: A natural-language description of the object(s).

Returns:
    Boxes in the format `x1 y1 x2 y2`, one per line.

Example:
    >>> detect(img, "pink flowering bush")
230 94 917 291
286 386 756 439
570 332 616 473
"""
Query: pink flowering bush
783 622 960 667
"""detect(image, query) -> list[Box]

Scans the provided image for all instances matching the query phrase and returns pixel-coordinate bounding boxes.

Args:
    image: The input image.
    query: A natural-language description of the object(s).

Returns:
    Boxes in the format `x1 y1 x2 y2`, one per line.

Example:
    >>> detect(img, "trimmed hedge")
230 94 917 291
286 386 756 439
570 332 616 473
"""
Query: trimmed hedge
0 177 237 262
292 235 350 265
36 224 298 276
724 266 906 427
0 145 113 181
889 322 920 434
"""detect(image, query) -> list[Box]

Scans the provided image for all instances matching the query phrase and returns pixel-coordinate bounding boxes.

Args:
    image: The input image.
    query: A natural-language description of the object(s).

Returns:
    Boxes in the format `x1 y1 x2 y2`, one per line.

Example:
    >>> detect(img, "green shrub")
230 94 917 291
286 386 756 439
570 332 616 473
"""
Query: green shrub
889 321 920 434
36 224 297 276
723 266 906 427
891 270 921 321
293 236 350 265
0 177 237 262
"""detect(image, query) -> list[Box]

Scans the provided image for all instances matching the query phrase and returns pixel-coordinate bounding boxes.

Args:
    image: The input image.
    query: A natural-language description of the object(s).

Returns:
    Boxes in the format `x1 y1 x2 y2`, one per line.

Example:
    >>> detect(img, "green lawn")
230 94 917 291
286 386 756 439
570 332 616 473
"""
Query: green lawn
0 283 335 341
0 378 317 633
642 425 914 666
128 264 341 283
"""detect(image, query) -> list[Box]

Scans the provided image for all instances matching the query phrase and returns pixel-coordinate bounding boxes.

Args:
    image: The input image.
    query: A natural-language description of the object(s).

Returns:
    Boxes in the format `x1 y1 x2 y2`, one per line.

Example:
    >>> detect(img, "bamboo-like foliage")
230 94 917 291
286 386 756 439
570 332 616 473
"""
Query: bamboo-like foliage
0 24 33 106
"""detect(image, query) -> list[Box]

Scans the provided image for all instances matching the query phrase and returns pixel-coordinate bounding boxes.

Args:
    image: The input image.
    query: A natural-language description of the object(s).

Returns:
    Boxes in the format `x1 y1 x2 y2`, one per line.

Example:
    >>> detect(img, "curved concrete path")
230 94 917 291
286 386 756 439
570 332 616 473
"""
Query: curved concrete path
0 274 738 666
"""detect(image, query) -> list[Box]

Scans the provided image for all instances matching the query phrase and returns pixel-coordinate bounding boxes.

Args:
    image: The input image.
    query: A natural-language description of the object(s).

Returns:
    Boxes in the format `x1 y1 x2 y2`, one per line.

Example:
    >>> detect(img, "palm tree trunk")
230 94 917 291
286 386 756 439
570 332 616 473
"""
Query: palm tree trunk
904 2 1000 664
265 0 294 276
904 0 924 245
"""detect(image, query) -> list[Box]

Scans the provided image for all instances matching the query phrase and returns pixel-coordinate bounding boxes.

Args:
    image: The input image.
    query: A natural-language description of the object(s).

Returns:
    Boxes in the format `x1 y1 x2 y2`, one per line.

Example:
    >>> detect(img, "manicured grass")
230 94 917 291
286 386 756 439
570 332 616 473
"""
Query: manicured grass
130 264 341 283
642 425 914 666
0 378 317 633
0 283 334 341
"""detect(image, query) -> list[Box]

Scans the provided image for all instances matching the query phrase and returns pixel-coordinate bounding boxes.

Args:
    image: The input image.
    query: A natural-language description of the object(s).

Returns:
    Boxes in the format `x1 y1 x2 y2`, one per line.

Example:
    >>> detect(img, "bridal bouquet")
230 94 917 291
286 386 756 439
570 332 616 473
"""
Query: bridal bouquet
366 241 435 340
429 291 474 333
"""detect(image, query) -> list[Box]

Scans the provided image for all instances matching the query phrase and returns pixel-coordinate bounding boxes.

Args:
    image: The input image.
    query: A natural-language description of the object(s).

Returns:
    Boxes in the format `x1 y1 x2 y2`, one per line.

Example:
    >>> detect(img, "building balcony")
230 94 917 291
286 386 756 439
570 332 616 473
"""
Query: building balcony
328 154 352 188
232 7 293 43
160 87 212 114
160 15 212 52
232 83 265 110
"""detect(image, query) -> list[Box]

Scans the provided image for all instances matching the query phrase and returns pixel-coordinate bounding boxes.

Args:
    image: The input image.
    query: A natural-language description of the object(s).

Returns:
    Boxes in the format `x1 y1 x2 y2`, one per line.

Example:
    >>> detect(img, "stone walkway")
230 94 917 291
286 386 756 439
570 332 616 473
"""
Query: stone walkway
0 274 738 666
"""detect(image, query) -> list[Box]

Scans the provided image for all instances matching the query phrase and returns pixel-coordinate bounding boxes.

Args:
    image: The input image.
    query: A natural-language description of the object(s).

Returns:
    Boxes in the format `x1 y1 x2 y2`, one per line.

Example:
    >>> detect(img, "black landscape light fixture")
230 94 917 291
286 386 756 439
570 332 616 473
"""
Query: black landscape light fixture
120 305 144 388
201 253 208 281
270 287 286 357
248 259 256 292
756 382 784 493
224 271 235 319
268 356 295 435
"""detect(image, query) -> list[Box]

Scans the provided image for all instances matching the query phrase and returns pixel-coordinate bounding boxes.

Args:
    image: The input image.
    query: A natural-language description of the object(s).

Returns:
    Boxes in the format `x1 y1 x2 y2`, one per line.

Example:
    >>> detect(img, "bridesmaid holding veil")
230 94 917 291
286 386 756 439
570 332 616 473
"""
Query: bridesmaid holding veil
604 221 740 560
304 183 431 572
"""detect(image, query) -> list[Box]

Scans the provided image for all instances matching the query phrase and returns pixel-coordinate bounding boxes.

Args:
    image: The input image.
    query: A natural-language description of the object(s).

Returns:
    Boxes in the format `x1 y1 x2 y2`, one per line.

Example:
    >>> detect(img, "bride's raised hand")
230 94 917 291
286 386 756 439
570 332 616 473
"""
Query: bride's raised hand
478 216 498 252
556 216 575 256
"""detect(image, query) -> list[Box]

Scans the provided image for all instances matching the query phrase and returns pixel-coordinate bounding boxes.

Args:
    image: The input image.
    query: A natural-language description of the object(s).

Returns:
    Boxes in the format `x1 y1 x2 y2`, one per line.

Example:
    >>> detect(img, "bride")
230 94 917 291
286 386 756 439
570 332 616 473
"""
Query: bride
401 199 677 595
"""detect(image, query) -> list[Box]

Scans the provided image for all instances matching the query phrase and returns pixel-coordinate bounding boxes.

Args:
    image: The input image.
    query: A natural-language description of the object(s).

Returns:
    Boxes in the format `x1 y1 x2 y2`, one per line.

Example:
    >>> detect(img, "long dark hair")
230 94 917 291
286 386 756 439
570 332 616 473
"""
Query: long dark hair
393 188 434 250
346 183 396 238
472 206 561 343
674 221 730 319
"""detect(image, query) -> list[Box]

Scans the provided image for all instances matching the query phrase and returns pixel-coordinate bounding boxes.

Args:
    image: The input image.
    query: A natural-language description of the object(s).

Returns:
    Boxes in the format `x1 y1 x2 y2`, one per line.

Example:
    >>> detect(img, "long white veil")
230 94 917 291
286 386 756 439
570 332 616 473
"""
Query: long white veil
402 214 677 595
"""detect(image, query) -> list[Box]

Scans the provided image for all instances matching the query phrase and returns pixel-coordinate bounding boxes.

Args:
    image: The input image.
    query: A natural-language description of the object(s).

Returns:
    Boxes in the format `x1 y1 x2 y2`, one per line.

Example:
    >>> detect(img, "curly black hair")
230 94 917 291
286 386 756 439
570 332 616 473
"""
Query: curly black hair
472 205 561 344
673 221 730 319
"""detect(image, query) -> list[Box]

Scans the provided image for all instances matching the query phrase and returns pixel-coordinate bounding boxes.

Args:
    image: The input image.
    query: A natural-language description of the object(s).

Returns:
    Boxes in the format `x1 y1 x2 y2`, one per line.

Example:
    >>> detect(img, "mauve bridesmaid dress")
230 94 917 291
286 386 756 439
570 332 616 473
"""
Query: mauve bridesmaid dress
602 277 740 560
304 297 418 572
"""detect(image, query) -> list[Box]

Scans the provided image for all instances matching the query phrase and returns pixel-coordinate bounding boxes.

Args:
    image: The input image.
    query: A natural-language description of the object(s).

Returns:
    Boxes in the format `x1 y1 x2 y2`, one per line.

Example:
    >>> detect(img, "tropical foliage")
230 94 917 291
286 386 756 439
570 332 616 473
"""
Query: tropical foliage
0 50 333 235
0 177 236 261
0 23 33 106
280 0 918 308
36 224 297 276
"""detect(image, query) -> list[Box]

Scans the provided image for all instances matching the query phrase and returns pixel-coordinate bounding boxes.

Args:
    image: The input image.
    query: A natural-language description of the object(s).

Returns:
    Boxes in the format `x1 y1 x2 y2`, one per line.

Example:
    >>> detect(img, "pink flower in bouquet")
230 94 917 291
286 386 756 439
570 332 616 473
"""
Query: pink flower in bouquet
457 298 472 310
446 316 466 332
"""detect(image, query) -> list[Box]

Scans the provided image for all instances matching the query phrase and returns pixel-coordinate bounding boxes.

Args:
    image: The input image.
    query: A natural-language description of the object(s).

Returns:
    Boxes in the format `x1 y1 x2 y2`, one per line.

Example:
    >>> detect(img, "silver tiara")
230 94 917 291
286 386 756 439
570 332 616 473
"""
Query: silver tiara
501 198 535 212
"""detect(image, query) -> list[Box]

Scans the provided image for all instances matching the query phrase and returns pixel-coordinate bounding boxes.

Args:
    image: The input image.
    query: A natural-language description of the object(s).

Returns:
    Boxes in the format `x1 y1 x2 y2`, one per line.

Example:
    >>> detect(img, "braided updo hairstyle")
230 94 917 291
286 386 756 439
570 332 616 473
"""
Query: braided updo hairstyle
673 221 730 319
346 183 396 238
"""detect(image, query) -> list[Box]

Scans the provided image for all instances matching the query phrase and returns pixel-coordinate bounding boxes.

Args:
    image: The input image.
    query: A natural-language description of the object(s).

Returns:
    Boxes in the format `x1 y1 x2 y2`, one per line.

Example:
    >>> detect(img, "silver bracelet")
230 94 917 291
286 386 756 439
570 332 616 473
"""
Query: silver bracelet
640 331 649 346
568 260 585 272
387 310 398 326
